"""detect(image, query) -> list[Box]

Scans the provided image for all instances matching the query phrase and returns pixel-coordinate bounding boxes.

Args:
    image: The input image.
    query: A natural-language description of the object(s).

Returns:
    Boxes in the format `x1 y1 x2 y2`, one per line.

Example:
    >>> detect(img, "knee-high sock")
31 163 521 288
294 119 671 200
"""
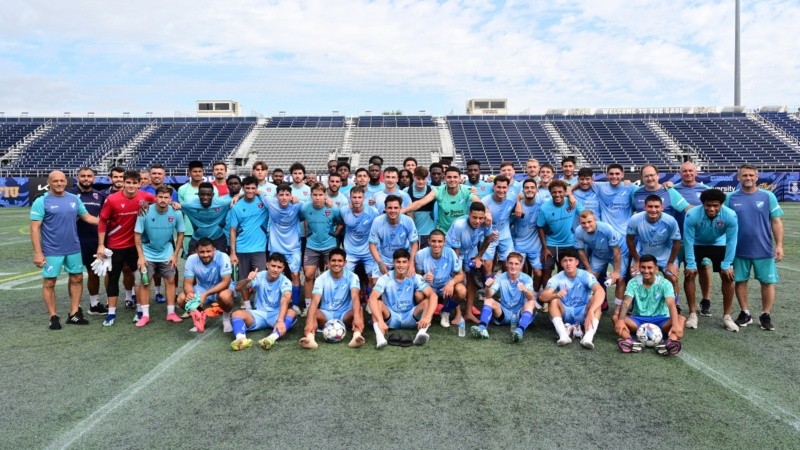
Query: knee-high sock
518 311 534 331
232 317 247 337
479 305 493 327
442 297 459 313
291 286 301 307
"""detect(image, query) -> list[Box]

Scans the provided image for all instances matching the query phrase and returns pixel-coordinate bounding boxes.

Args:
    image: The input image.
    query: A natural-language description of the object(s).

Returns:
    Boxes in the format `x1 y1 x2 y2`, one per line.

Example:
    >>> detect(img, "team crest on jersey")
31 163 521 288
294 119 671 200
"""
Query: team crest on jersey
168 216 174 223
70 202 76 209
756 201 764 208
716 220 723 227
325 210 331 217
93 193 99 199
139 200 145 206
214 207 221 212
258 203 264 209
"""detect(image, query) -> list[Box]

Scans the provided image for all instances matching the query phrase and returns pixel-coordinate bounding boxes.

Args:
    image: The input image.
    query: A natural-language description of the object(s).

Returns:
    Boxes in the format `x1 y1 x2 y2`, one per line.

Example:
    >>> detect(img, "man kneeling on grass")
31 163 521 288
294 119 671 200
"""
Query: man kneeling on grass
230 252 297 351
299 248 365 349
471 252 537 342
176 238 233 333
369 249 437 349
615 254 685 355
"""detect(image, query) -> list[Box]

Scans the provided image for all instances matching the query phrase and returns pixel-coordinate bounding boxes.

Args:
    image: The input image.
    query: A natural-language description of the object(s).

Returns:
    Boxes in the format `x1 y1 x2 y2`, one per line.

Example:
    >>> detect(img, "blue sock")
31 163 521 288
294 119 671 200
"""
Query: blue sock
365 286 372 300
483 273 495 283
281 316 296 335
292 286 301 307
232 317 247 336
442 297 459 313
518 311 534 330
479 305 493 327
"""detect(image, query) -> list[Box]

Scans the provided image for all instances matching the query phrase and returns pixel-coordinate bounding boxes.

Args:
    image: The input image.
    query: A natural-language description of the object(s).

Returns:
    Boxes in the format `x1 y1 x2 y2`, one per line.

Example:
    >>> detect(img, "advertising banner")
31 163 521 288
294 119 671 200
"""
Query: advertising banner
0 177 29 207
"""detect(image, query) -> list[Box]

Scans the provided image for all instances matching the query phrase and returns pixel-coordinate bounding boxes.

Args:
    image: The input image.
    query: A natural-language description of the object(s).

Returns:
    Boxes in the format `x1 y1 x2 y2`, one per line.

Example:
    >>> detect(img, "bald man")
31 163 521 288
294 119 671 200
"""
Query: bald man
30 171 99 329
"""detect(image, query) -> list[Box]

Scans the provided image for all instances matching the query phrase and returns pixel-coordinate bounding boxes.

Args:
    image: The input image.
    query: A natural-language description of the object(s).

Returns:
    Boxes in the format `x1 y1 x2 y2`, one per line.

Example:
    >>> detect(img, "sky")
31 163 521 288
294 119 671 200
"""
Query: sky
1 0 798 117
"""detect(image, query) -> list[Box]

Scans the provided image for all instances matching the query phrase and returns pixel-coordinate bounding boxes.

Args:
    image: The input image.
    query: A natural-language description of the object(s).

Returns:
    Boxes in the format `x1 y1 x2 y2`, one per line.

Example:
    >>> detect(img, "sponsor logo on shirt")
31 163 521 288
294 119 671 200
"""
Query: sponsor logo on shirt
756 201 764 208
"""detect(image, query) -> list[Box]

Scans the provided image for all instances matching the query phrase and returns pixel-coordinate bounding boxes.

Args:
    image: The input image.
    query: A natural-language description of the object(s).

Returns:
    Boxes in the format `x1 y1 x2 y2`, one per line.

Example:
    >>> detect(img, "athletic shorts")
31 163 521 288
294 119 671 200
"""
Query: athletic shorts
279 250 302 274
106 246 138 297
491 304 524 326
590 257 628 280
322 307 349 322
304 247 332 267
372 262 394 279
631 315 670 329
563 304 587 325
519 250 543 270
42 253 83 278
387 307 419 329
677 244 712 268
543 246 575 271
248 309 280 331
733 257 779 284
237 252 267 280
346 255 377 279
690 245 727 272
134 261 176 284
188 235 228 255
194 285 218 304
484 236 514 261
79 240 99 269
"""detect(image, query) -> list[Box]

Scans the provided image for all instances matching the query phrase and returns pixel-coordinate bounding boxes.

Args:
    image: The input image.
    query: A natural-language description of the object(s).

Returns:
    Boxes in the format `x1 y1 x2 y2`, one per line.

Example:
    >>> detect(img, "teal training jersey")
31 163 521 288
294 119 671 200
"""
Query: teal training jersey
135 205 185 262
625 275 673 317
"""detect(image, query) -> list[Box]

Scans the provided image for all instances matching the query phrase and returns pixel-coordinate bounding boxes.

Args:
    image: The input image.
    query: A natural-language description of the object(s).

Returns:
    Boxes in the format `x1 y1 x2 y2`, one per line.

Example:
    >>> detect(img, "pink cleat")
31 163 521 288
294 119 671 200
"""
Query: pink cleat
165 312 183 323
190 310 206 333
135 316 150 328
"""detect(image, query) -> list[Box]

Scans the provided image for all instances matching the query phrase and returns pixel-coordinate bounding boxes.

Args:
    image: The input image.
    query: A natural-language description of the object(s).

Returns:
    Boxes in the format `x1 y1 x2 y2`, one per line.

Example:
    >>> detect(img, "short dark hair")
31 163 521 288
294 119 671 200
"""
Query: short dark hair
523 178 538 187
123 170 141 182
540 163 555 173
403 157 417 166
213 161 227 169
241 176 258 187
267 252 287 267
276 183 292 194
607 164 624 173
328 173 341 181
548 179 568 191
337 161 351 171
384 194 402 207
392 248 411 261
466 159 481 168
349 185 365 196
188 160 204 170
109 166 125 176
289 162 305 174
369 155 384 165
252 161 268 170
198 182 214 192
561 156 577 165
429 229 446 239
196 237 214 248
429 162 444 172
469 202 486 213
77 167 96 174
639 254 658 265
445 166 461 176
226 174 241 183
383 166 399 176
645 194 663 204
700 188 726 204
577 168 593 178
150 163 165 171
558 248 579 262
329 248 347 260
493 175 510 186
156 185 173 196
355 167 368 176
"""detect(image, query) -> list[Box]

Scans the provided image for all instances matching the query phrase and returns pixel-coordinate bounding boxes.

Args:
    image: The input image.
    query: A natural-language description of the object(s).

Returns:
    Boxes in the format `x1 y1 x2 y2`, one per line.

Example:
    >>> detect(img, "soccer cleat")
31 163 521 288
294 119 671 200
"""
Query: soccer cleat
166 312 183 323
439 312 451 328
580 337 594 349
67 308 89 325
656 339 682 356
557 335 572 346
511 329 523 343
180 310 191 319
204 303 223 318
600 299 609 312
189 310 206 333
759 313 775 331
413 332 430 346
155 293 167 304
300 306 310 318
700 299 712 316
260 335 278 350
573 324 584 339
434 303 444 315
124 299 135 310
617 337 643 353
135 316 150 327
722 315 740 332
685 312 698 329
541 302 549 313
471 325 489 339
88 303 109 315
734 311 753 327
222 316 232 333
49 315 62 330
291 305 303 317
132 311 143 323
231 338 253 351
470 306 481 316
103 314 116 327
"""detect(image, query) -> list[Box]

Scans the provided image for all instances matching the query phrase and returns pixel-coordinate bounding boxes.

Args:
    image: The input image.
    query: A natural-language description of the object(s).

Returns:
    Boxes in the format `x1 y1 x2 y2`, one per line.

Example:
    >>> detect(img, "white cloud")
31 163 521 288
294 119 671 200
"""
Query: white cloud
0 0 797 115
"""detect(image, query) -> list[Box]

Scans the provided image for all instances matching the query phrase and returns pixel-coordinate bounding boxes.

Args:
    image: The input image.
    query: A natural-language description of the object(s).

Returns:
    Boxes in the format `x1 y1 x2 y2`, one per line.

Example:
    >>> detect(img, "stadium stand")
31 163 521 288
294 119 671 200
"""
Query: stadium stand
247 117 346 172
350 116 440 169
759 112 800 142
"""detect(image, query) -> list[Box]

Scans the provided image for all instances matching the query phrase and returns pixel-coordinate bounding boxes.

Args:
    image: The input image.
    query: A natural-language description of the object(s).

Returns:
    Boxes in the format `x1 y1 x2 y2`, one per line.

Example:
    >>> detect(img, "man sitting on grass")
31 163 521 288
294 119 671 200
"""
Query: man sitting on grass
538 249 604 349
471 252 537 343
369 249 437 349
615 254 685 355
299 248 365 349
177 238 233 333
230 252 297 351
414 229 466 327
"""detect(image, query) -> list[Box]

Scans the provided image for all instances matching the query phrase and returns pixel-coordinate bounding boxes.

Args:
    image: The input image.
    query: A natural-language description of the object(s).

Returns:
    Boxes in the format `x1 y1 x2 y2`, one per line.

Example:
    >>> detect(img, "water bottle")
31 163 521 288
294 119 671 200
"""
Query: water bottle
510 311 519 331
458 317 466 337
232 264 239 282
140 266 149 285
466 260 476 270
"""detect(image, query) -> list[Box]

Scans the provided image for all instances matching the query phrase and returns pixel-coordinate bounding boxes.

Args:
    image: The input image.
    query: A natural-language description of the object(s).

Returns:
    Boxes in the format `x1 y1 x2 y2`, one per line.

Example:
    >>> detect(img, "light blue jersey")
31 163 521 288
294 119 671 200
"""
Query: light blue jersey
481 194 517 240
464 179 493 197
414 247 462 292
489 272 534 311
535 188 552 204
545 269 599 308
251 272 292 311
445 217 492 261
327 191 349 209
30 193 88 256
291 183 311 237
228 197 268 253
626 212 681 267
683 205 738 270
574 221 622 262
372 188 411 214
339 184 352 196
537 200 583 247
511 200 543 254
508 179 524 198
366 182 385 195
265 198 303 255
725 189 782 260
312 268 360 312
631 186 689 219
593 182 636 234
178 183 218 236
180 196 231 240
340 205 380 259
673 181 708 233
135 205 185 262
406 185 436 236
373 271 429 313
368 214 418 265
184 250 232 288
258 181 278 199
301 203 341 251
572 187 601 223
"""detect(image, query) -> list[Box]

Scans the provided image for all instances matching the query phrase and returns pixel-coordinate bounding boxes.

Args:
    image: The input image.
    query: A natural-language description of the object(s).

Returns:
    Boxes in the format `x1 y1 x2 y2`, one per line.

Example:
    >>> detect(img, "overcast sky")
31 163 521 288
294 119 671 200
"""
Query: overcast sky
1 0 798 116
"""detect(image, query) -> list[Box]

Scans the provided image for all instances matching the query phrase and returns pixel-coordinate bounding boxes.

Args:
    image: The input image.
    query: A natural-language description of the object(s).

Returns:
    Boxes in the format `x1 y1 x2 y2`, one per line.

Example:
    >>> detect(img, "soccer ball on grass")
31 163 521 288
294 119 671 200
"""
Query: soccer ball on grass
322 319 347 343
636 323 663 347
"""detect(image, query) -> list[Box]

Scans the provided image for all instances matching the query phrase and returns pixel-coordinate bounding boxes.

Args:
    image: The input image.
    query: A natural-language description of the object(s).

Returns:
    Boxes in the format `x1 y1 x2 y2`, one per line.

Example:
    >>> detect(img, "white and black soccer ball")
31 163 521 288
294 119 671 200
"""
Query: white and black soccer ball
636 323 663 347
322 319 347 343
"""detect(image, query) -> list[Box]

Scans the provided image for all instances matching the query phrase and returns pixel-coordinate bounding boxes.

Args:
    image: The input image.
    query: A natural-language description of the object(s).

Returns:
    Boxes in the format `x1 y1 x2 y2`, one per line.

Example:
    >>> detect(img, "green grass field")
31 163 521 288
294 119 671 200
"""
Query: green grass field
1 205 799 449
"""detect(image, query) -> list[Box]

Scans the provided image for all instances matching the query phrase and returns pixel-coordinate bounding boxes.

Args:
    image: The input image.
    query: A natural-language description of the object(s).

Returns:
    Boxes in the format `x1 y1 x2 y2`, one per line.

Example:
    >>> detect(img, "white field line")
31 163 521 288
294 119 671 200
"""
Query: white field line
46 329 217 450
777 264 800 273
679 351 800 432
0 238 28 246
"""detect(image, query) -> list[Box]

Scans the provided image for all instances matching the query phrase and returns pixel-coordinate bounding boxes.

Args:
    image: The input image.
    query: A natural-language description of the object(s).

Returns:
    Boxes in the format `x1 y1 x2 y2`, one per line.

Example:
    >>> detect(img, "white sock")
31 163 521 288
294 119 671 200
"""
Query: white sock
167 305 175 314
552 317 569 340
417 326 429 336
235 333 247 340
90 295 99 306
125 290 133 300
222 311 231 322
304 298 311 308
268 331 280 340
108 307 116 315
244 301 252 310
136 304 142 313
582 318 599 342
141 305 150 317
373 322 387 344
154 286 162 295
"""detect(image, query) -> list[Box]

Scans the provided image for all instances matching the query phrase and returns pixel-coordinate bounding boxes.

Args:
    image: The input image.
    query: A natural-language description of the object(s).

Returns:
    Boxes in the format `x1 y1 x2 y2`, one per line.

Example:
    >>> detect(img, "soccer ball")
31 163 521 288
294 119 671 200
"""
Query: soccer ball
636 323 663 347
322 319 347 343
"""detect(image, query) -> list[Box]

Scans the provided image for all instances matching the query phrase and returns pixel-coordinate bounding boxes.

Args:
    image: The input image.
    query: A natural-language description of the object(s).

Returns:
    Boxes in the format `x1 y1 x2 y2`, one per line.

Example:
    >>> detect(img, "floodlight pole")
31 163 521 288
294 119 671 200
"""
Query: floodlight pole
734 0 741 106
